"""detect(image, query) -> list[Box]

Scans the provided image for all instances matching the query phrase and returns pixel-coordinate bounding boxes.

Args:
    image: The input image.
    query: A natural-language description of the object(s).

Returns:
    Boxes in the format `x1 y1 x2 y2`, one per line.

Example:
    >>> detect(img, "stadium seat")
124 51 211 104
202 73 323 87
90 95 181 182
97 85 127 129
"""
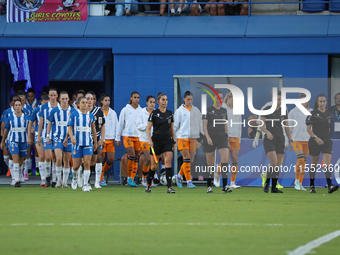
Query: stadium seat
301 0 326 12
330 0 340 12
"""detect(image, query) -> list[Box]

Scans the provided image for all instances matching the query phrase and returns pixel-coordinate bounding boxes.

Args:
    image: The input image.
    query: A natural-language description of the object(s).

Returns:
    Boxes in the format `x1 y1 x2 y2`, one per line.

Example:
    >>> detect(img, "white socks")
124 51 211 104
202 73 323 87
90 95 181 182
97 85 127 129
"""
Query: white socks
52 162 56 182
19 164 24 180
72 169 78 179
3 155 9 167
63 168 70 184
45 161 51 177
56 166 62 182
35 157 39 169
28 158 32 171
39 161 46 181
95 163 102 186
9 160 14 181
24 159 29 175
13 163 19 182
83 170 90 186
77 165 83 184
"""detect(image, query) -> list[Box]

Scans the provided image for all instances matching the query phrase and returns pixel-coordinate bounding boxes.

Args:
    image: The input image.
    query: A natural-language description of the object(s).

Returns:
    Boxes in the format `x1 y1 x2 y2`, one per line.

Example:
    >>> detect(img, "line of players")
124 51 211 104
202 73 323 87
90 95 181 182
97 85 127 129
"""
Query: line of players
1 88 339 194
251 90 339 194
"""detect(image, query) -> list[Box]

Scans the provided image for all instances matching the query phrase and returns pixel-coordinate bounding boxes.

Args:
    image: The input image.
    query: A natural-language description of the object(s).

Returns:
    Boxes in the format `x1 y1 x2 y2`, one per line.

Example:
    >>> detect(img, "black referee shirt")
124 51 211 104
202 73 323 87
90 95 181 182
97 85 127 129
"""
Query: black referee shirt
306 109 332 141
90 106 105 139
203 105 228 136
262 105 288 140
148 108 174 140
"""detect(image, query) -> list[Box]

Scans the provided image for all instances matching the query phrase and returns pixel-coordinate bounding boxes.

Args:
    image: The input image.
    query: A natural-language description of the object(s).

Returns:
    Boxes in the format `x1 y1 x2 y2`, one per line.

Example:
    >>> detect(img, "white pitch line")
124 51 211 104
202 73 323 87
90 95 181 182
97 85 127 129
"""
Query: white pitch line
0 223 338 228
287 230 340 255
0 222 283 227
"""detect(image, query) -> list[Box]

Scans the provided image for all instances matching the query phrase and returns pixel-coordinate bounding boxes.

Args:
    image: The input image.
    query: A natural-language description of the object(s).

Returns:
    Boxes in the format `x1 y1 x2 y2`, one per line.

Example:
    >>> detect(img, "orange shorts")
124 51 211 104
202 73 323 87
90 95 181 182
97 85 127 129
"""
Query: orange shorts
102 139 115 153
140 141 150 152
123 136 140 151
293 141 309 154
177 138 196 152
229 137 241 151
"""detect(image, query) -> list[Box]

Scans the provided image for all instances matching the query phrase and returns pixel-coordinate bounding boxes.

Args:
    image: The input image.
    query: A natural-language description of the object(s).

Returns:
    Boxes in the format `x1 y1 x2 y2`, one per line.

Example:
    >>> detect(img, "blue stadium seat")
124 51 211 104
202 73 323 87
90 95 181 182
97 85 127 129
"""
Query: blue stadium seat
330 0 340 11
301 0 326 12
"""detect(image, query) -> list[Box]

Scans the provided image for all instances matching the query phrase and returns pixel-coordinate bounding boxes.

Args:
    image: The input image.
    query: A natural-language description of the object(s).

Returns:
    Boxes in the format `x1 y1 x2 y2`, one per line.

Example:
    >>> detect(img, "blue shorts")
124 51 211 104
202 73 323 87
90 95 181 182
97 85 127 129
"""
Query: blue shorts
9 141 28 157
52 138 72 153
72 145 93 158
43 137 53 151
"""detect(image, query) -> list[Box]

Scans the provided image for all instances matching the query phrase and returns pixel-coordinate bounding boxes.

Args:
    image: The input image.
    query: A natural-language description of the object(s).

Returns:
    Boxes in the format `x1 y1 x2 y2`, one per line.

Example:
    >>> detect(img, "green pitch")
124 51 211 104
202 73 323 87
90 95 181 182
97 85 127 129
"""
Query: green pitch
0 185 339 255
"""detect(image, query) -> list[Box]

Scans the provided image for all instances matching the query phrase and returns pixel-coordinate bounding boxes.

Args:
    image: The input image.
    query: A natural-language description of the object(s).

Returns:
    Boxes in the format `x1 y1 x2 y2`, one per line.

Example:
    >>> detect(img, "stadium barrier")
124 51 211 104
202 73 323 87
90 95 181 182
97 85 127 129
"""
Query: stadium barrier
86 0 340 16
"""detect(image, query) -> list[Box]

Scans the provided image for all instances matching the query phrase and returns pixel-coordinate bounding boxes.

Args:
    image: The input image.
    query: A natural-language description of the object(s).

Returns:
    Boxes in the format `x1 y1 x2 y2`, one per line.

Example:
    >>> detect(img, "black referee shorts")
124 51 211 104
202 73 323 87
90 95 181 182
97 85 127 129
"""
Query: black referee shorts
203 134 229 153
263 136 285 155
308 138 333 156
151 138 174 156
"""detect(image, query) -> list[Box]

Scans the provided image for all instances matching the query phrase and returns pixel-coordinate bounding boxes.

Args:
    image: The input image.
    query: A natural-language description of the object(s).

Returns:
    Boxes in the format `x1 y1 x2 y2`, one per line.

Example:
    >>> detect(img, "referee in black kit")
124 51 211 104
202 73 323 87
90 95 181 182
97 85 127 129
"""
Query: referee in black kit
260 91 293 193
146 92 176 194
306 94 339 194
202 89 232 194
86 91 106 189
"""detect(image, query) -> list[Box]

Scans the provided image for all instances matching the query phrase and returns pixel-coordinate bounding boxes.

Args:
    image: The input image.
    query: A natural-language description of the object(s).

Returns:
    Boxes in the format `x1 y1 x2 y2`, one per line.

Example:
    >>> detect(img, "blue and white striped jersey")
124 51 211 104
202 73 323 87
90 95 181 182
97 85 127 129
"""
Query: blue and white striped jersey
0 108 10 123
1 107 14 123
23 105 33 117
5 113 30 143
30 105 43 134
39 102 59 138
48 105 76 140
26 99 40 110
68 110 95 146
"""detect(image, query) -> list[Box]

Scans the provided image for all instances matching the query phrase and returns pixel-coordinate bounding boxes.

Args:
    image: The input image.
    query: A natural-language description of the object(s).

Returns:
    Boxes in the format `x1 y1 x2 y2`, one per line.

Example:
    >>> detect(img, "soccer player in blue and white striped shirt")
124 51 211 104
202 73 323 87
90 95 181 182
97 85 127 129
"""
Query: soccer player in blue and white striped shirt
1 95 21 184
46 91 76 188
18 91 34 180
1 99 30 187
68 96 97 192
37 88 59 187
28 94 50 187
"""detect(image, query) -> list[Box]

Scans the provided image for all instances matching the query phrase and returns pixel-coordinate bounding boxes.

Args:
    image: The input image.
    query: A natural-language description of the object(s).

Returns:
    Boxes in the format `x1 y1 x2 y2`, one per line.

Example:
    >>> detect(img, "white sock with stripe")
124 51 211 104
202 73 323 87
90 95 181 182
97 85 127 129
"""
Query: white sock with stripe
9 160 14 181
3 155 9 167
35 157 39 169
83 170 90 186
63 168 70 184
39 161 46 181
56 166 62 182
52 162 56 182
45 161 51 177
95 163 102 185
24 159 29 175
72 169 78 179
13 163 19 182
19 164 24 180
28 158 32 170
